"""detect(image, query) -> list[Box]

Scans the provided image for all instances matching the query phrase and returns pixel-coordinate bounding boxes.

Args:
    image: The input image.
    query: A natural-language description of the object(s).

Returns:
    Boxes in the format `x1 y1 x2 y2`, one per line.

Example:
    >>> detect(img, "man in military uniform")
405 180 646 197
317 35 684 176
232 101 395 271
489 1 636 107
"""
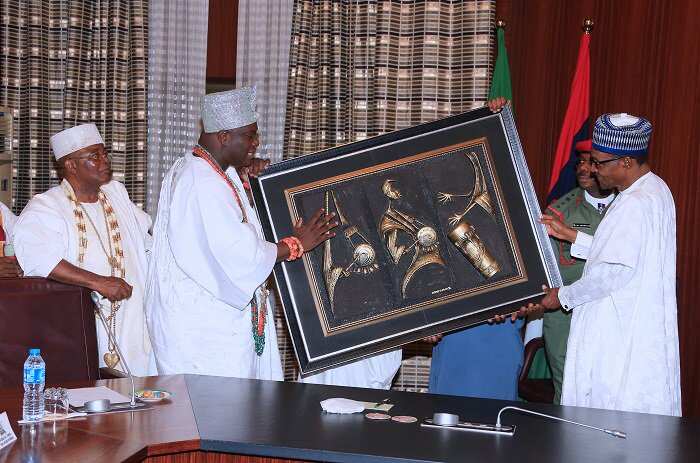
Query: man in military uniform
543 139 615 404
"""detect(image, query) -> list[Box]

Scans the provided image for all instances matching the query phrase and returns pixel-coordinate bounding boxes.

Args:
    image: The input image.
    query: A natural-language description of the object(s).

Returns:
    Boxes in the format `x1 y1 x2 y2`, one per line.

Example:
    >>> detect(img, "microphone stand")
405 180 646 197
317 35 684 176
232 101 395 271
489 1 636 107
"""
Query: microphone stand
496 406 627 439
91 291 139 408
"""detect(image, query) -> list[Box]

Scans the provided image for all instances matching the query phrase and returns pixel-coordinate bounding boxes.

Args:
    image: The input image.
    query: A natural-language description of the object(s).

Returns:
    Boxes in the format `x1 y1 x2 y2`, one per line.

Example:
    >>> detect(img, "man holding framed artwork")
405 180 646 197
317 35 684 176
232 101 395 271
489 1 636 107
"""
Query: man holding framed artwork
523 113 681 416
146 88 337 380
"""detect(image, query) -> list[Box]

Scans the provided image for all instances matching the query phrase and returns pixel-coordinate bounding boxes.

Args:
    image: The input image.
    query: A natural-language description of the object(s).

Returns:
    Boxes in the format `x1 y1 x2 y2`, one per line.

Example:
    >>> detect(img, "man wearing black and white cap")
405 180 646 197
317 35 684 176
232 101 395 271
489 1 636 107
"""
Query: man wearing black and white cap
531 113 681 416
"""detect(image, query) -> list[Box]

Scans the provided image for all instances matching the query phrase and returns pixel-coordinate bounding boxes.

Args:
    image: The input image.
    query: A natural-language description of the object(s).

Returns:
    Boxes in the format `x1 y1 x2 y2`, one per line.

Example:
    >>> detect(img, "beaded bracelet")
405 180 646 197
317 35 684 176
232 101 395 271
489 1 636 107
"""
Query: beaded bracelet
283 237 303 260
280 236 304 261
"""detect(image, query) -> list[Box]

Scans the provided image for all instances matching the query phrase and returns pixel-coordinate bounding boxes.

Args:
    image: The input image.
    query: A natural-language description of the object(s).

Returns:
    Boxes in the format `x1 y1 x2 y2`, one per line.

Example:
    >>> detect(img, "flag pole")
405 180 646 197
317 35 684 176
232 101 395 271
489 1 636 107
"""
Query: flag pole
545 18 593 201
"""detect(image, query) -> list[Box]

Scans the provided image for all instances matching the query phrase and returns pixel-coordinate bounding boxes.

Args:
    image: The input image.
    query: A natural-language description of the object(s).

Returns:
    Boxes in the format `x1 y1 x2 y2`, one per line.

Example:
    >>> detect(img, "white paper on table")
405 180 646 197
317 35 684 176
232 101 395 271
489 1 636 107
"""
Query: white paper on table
17 411 87 425
0 412 17 450
320 398 366 414
67 386 131 407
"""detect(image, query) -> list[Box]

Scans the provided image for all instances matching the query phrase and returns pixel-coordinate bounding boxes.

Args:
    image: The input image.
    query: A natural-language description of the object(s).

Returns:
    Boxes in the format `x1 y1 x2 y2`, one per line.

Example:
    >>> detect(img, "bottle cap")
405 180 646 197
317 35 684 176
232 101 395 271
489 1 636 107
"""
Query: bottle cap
29 348 40 355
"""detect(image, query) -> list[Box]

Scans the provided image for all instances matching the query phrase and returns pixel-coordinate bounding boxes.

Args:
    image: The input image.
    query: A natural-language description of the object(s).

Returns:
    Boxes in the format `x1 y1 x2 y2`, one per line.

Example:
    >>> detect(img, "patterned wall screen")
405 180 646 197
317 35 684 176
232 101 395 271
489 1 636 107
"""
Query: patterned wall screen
283 0 496 391
0 0 148 212
284 0 495 159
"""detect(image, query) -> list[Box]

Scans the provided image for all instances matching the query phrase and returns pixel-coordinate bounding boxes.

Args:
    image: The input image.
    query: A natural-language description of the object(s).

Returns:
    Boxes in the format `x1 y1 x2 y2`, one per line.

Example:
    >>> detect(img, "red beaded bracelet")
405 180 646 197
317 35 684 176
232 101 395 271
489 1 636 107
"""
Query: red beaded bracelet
280 236 304 261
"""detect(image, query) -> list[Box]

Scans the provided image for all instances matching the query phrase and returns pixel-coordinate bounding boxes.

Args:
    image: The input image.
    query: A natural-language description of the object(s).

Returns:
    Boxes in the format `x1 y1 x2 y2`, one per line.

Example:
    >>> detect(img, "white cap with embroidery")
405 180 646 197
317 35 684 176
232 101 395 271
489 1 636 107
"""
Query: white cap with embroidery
50 123 104 160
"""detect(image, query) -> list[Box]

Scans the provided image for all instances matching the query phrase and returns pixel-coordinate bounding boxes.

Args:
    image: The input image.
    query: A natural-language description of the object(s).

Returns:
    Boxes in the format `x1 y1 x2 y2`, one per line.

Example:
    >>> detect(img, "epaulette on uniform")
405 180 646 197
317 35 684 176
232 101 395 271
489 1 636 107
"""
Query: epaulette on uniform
546 188 581 217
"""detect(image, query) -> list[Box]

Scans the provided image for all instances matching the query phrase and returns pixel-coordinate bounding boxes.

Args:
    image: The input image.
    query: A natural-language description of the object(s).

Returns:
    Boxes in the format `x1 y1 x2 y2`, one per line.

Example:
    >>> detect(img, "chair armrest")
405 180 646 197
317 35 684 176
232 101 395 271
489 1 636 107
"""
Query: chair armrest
519 337 545 382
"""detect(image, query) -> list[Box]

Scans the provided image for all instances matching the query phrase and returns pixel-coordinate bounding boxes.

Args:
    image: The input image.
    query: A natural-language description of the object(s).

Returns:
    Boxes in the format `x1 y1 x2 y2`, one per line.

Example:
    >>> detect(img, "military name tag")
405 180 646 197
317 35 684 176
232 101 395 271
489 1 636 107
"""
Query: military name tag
572 223 591 229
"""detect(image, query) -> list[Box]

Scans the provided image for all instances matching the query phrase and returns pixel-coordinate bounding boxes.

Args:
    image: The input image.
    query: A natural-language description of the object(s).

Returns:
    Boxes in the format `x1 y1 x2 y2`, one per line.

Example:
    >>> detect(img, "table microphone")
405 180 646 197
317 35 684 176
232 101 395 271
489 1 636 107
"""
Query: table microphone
496 406 627 439
90 291 139 409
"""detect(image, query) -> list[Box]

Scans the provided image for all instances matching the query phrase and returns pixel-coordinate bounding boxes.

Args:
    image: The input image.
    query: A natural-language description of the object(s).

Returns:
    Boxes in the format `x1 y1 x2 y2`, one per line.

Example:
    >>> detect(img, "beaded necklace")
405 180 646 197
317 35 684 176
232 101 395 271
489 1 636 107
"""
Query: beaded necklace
62 179 125 368
192 145 268 355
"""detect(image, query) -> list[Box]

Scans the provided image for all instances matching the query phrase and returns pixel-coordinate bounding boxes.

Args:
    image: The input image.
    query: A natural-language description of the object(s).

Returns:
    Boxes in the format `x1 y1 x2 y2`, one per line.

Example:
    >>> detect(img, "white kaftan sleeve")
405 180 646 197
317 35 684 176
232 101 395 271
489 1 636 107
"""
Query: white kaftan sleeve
570 231 593 259
558 195 646 311
12 197 71 277
168 169 277 309
558 264 634 311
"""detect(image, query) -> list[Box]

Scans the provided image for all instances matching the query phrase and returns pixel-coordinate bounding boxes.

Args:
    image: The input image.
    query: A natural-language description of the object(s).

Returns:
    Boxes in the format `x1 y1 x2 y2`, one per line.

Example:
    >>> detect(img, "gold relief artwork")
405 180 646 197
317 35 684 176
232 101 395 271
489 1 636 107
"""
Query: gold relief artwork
379 180 446 297
285 138 531 338
437 152 501 278
322 190 379 310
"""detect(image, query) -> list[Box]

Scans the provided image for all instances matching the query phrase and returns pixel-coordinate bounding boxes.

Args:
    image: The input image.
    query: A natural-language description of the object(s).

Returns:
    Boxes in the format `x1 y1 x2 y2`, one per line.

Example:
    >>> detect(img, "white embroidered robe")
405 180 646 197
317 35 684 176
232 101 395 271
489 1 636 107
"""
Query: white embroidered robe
13 180 156 376
146 153 282 380
558 172 681 416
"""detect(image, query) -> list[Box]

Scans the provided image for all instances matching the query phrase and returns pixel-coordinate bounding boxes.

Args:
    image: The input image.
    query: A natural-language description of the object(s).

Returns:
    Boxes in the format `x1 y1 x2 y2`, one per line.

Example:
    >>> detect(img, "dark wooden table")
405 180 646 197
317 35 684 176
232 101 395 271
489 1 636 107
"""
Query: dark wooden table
0 374 698 462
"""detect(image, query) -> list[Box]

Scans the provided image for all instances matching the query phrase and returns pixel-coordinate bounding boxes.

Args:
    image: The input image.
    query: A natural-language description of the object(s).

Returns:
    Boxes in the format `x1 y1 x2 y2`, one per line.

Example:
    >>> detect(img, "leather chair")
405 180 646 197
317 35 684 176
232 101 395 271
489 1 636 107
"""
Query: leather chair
517 337 555 403
0 277 102 388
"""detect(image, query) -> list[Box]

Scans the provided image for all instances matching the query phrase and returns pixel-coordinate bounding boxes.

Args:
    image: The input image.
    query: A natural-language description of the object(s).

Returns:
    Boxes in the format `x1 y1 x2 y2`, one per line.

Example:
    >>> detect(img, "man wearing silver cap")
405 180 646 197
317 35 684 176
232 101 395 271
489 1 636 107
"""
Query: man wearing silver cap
525 113 681 416
146 88 337 380
13 123 157 377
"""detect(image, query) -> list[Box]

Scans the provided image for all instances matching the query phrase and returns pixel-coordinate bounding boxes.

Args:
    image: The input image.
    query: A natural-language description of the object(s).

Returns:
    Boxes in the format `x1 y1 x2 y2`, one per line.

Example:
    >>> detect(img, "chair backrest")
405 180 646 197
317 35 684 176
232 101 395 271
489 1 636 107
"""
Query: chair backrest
0 277 99 388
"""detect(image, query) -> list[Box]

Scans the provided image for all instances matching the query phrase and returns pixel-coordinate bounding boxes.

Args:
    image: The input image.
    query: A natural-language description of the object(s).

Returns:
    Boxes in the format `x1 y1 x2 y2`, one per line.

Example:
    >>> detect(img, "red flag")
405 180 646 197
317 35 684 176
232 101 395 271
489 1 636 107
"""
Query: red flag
547 31 590 202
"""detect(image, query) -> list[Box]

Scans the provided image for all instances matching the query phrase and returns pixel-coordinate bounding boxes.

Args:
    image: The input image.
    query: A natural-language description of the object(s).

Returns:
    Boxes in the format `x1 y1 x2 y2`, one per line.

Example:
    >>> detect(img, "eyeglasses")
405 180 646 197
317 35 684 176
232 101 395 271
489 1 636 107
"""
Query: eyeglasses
590 157 622 168
71 152 111 163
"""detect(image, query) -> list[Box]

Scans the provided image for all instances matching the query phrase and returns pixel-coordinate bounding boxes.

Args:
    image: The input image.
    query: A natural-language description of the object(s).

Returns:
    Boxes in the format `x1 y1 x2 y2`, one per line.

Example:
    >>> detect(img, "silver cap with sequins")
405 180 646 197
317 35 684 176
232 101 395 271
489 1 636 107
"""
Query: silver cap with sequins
201 87 257 133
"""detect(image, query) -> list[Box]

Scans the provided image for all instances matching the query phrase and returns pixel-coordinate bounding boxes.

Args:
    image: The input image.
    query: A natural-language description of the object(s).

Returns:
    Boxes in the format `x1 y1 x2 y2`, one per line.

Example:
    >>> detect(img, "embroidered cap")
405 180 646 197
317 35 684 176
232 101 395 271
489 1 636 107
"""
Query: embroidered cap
50 123 104 160
201 87 257 133
592 113 652 156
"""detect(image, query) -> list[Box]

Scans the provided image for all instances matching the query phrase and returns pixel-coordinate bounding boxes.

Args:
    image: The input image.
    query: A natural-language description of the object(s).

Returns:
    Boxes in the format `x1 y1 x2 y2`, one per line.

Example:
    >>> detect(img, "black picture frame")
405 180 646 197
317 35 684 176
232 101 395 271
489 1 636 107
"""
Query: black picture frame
251 107 562 375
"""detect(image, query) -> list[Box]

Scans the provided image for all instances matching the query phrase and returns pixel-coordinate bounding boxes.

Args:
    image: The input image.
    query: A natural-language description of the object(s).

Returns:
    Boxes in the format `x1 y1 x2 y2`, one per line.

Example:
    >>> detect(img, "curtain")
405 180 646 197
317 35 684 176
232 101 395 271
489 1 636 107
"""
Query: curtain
146 0 208 218
236 0 296 379
284 0 496 158
236 0 294 164
284 0 496 390
1 0 148 212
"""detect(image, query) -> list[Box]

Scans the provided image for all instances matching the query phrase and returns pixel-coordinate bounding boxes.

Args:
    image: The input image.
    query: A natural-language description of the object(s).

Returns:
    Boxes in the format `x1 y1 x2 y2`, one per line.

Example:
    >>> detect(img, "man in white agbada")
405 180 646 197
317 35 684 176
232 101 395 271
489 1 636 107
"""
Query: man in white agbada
146 88 336 380
533 113 681 416
13 124 156 376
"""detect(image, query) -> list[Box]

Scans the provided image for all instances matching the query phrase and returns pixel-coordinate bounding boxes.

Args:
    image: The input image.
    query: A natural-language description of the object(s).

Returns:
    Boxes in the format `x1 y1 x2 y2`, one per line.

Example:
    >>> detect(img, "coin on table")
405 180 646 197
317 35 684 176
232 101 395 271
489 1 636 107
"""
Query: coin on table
365 412 392 420
391 415 418 424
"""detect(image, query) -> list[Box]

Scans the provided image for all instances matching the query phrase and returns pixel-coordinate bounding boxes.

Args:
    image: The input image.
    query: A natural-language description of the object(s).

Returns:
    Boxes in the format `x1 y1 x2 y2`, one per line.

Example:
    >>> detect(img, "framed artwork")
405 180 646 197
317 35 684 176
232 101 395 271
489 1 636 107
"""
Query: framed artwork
251 107 561 375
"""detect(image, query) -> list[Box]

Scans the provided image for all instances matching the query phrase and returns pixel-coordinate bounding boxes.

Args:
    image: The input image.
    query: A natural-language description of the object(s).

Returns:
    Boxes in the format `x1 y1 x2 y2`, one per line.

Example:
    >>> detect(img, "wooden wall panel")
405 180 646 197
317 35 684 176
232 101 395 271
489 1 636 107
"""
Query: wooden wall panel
207 0 238 82
497 0 700 417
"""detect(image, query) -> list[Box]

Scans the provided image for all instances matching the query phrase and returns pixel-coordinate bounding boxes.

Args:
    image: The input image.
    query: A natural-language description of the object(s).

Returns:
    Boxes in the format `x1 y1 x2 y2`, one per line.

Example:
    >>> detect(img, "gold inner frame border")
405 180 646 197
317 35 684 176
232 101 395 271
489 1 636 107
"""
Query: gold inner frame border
285 137 528 337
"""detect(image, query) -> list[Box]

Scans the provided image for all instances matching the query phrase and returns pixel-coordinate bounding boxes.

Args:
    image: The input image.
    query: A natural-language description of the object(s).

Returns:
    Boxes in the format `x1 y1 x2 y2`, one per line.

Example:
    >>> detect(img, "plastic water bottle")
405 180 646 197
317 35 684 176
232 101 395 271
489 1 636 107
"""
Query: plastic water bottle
23 348 45 421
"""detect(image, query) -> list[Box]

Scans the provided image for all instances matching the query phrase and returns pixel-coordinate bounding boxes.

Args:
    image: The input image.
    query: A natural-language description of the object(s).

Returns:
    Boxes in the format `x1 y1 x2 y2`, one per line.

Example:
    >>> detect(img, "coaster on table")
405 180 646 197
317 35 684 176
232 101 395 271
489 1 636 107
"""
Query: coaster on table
391 415 418 424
